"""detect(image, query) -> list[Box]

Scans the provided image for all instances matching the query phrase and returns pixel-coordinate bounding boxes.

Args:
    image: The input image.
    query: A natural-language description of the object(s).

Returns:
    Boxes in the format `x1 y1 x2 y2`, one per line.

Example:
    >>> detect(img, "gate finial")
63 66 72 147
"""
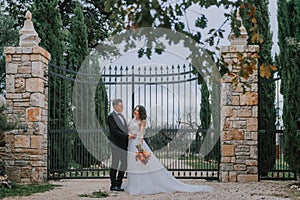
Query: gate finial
228 9 248 45
19 11 41 47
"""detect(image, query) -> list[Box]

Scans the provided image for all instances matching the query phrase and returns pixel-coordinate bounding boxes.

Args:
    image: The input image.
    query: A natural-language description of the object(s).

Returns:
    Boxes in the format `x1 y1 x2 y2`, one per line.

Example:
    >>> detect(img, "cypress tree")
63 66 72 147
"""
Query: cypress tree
0 11 18 94
67 1 89 68
31 0 65 65
30 0 67 170
278 0 300 176
241 0 276 177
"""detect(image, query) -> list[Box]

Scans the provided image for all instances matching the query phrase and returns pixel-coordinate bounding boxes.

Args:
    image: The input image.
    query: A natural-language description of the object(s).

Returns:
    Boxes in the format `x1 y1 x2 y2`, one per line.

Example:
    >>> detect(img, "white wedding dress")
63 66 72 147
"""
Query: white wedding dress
124 118 213 195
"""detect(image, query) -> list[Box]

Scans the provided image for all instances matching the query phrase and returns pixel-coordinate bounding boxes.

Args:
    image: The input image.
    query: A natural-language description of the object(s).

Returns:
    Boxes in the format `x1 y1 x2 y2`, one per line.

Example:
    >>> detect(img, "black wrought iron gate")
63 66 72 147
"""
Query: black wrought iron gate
48 63 220 180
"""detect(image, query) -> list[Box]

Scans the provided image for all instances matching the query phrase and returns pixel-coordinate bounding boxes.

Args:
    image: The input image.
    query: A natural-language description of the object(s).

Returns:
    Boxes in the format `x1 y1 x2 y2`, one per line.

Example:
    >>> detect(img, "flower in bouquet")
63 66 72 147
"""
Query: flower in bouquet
135 144 151 165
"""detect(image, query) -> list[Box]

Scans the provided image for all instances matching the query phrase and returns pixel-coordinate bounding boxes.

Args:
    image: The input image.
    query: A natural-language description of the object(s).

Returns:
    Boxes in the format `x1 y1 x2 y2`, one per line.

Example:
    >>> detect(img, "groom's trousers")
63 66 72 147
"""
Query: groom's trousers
110 145 128 187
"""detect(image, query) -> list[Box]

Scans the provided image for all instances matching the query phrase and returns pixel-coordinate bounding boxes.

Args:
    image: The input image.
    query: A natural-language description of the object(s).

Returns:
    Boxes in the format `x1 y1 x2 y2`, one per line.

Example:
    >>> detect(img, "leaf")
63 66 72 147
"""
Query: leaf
269 64 277 71
251 17 257 24
259 63 271 79
195 15 207 29
251 32 263 44
237 52 243 61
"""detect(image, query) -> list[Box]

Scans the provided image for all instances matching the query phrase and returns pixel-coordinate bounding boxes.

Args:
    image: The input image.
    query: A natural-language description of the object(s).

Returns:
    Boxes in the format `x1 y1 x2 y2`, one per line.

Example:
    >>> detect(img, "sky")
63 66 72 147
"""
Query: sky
108 1 282 127
113 0 279 67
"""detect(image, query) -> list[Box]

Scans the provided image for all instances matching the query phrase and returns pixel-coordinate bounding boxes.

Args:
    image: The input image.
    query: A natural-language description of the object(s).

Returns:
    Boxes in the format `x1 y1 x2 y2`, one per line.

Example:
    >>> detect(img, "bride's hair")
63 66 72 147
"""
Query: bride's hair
134 105 147 120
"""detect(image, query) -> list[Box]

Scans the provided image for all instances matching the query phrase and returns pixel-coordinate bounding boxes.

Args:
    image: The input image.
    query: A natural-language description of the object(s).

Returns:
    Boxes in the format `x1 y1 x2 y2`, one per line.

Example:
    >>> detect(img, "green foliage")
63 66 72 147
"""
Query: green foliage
278 0 300 175
67 1 89 68
200 83 211 130
79 190 108 198
242 0 276 176
0 106 16 132
31 0 65 65
0 182 58 199
0 11 18 94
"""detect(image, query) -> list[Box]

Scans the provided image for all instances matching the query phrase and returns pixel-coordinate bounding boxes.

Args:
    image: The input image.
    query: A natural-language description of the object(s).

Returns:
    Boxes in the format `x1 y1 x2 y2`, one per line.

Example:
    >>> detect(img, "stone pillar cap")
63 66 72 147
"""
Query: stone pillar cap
19 11 41 47
228 9 248 46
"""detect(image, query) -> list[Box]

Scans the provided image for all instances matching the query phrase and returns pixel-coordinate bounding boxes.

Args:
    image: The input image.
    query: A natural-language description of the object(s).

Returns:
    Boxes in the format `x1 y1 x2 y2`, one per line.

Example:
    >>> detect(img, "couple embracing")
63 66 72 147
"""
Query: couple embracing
107 99 213 195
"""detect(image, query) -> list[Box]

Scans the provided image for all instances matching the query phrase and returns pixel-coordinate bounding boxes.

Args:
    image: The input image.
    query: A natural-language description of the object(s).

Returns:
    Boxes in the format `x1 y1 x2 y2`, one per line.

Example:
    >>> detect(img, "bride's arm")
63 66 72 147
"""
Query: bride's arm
139 120 146 145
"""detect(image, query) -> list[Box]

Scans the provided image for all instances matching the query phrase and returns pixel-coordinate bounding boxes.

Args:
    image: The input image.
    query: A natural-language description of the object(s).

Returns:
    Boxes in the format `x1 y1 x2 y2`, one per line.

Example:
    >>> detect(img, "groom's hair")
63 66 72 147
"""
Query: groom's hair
112 99 123 106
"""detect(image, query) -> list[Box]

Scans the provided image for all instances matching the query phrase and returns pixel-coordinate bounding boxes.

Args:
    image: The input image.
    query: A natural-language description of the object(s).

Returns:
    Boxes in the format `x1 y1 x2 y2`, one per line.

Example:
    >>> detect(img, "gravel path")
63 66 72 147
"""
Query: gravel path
3 179 298 200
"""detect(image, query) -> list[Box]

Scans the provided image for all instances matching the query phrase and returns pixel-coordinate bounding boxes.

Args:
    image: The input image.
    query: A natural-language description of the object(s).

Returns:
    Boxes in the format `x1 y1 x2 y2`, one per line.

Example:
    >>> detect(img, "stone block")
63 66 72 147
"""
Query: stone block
23 47 33 54
221 156 231 163
247 118 258 131
14 135 30 148
21 167 32 178
231 95 240 105
32 167 45 183
234 164 247 171
221 171 229 182
18 66 31 74
238 107 252 117
21 54 31 61
5 166 21 182
240 92 258 105
6 63 18 74
223 129 244 140
250 132 258 140
27 107 41 122
31 135 42 149
247 166 258 174
32 62 44 78
6 74 15 93
222 145 235 156
229 171 237 182
31 54 42 61
237 174 258 182
232 121 247 129
250 146 258 159
4 47 16 54
15 77 26 92
26 78 44 93
5 54 12 63
15 160 27 166
30 93 44 107
6 93 22 99
33 122 46 135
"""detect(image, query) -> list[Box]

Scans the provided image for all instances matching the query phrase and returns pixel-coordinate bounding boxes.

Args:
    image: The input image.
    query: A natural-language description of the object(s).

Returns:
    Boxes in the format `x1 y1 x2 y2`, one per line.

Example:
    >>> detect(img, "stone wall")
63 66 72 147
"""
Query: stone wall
3 11 50 183
219 12 259 182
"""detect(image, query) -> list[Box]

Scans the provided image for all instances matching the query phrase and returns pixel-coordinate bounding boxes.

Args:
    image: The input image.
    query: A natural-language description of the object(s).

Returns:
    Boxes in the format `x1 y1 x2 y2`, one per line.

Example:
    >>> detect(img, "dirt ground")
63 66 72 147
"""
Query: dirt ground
2 179 299 200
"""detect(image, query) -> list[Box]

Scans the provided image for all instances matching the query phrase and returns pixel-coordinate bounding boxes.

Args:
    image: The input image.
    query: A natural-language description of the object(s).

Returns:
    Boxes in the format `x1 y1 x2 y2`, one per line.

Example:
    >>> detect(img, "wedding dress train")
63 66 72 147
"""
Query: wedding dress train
124 119 213 195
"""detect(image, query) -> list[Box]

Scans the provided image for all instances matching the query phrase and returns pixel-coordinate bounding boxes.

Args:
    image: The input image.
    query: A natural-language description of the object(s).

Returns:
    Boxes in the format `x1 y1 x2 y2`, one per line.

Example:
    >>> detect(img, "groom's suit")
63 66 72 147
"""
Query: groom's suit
107 111 129 189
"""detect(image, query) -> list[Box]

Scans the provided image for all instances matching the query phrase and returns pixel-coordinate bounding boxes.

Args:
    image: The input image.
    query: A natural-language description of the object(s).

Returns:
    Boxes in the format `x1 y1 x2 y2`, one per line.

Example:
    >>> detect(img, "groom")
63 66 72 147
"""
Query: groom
107 99 136 191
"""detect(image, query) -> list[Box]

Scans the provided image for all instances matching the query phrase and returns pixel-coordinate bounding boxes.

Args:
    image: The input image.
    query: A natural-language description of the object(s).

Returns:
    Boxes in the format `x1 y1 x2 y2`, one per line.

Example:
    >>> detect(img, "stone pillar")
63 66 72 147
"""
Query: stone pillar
220 11 259 182
4 11 50 183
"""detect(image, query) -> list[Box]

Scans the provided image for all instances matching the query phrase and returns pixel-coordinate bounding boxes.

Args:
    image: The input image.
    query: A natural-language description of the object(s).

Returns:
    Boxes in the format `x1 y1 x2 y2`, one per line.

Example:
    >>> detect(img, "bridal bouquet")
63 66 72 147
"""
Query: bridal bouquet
135 144 151 165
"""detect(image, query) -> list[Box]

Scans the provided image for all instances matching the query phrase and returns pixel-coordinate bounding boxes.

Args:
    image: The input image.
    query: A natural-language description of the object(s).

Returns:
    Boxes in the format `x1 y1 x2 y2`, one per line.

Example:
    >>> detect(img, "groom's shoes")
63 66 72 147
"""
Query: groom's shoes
110 186 124 191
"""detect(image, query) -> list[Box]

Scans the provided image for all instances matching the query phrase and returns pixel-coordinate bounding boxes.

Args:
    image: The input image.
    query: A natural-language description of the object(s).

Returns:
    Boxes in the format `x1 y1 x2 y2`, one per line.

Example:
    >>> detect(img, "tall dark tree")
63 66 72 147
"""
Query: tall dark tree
241 0 276 177
277 0 300 176
67 1 89 68
30 0 67 170
31 0 65 65
0 10 18 94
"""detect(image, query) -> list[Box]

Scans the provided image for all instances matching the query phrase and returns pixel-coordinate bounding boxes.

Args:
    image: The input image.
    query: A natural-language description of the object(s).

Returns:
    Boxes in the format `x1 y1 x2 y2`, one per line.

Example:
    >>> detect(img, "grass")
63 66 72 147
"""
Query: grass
0 182 59 199
79 190 109 198
178 156 219 170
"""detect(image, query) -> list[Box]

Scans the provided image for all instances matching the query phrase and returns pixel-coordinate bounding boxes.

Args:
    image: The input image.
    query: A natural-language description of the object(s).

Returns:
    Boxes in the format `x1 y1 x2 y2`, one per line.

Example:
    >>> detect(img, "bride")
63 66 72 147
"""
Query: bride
124 105 213 195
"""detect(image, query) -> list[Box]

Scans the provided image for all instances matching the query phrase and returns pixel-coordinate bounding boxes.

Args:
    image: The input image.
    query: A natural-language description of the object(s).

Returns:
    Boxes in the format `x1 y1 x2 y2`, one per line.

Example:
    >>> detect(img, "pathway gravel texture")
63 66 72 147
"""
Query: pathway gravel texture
2 179 298 200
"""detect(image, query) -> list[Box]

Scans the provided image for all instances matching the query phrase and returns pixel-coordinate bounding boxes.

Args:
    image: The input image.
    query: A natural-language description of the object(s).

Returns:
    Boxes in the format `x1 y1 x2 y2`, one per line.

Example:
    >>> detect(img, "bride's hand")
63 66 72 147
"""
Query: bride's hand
128 133 137 139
